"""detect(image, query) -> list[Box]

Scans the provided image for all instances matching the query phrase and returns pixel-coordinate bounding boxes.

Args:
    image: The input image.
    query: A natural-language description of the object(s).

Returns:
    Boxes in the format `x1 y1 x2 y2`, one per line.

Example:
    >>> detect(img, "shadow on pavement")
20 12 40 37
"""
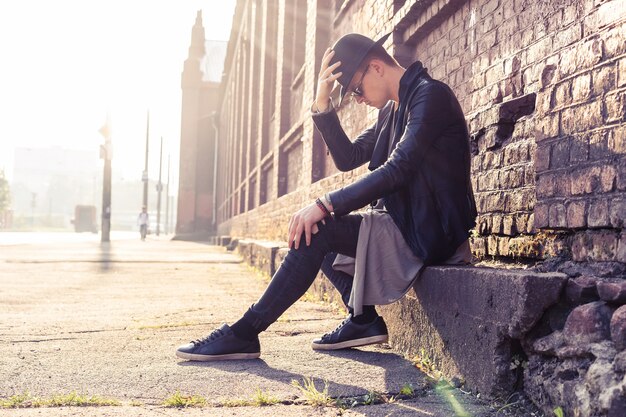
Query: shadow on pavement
176 349 432 416
99 241 112 272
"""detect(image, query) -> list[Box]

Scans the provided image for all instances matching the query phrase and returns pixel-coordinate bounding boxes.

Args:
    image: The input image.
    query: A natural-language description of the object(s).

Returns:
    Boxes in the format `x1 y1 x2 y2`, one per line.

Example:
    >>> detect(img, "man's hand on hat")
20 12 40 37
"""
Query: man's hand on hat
314 48 342 112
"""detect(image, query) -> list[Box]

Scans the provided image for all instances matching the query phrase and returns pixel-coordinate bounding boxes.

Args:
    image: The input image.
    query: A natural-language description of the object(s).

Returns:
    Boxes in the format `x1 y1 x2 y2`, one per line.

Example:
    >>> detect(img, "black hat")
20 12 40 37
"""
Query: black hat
330 32 391 105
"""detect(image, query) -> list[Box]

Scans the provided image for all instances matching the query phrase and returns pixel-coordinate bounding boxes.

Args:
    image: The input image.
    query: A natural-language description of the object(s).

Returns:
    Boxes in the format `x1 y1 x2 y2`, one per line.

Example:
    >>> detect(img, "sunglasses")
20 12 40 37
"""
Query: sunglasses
350 65 369 98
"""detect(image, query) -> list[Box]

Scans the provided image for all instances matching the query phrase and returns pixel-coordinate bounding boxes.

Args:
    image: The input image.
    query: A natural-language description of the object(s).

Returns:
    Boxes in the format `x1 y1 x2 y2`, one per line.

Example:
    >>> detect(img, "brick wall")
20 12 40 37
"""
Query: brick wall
197 2 626 413
214 0 626 270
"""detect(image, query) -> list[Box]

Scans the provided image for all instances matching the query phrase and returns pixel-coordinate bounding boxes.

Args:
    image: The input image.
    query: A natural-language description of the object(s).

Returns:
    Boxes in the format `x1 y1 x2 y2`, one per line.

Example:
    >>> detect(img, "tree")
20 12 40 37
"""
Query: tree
0 169 10 212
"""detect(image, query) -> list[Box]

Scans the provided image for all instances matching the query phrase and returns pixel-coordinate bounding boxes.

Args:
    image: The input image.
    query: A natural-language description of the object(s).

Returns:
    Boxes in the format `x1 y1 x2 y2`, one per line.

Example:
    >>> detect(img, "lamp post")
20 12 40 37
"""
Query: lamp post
98 117 112 242
156 136 163 236
142 111 150 210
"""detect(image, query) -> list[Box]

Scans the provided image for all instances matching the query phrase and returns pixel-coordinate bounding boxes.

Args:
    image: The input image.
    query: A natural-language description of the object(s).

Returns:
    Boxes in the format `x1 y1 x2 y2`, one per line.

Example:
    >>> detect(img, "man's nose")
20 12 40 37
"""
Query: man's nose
355 95 365 104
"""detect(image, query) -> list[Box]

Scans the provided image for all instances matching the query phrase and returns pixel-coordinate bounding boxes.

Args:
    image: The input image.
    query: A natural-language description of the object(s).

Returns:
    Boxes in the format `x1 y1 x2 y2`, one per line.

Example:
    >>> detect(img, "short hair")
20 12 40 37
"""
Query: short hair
362 44 399 69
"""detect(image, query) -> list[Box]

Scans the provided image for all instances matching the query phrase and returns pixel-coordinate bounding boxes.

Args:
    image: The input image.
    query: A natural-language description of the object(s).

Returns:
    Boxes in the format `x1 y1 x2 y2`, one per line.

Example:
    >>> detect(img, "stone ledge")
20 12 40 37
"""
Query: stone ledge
224 238 567 397
235 239 285 276
381 266 567 397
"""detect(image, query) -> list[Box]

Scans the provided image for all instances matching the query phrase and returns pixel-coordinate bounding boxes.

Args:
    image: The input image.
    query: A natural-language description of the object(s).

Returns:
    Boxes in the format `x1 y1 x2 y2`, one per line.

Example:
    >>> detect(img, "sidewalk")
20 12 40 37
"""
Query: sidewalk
0 237 536 416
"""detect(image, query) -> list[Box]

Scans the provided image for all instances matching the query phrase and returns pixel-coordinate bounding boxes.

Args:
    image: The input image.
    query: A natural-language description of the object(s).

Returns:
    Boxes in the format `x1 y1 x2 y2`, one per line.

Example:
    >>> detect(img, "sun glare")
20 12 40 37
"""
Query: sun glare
0 0 235 188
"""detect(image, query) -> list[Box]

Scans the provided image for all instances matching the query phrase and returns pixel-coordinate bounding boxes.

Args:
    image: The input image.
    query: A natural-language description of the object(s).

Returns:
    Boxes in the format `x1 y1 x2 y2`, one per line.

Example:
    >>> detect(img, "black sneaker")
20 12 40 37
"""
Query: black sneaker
176 324 261 361
312 315 388 350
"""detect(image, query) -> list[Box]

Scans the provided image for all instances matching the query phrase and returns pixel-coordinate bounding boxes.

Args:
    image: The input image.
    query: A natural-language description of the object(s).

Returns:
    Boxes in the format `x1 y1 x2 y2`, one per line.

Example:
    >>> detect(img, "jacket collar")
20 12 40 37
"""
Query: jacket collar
399 61 427 103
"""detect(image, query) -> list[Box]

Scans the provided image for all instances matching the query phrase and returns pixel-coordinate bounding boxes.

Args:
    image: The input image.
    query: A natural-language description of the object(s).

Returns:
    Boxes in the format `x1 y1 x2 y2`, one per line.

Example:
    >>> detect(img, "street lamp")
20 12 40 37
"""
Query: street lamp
98 117 112 243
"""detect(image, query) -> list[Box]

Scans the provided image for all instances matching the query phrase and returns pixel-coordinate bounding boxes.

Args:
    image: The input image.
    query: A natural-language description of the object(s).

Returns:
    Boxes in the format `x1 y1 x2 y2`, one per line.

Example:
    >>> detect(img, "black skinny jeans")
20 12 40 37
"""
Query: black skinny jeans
242 214 363 333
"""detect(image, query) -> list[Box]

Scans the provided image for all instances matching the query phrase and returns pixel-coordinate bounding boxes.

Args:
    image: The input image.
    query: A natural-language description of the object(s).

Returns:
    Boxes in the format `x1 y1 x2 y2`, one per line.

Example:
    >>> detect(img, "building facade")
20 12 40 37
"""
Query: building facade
176 11 227 236
180 1 626 415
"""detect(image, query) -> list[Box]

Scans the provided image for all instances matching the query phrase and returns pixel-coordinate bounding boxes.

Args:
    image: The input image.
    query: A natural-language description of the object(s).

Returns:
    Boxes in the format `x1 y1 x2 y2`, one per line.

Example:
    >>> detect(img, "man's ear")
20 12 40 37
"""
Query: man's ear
369 59 385 76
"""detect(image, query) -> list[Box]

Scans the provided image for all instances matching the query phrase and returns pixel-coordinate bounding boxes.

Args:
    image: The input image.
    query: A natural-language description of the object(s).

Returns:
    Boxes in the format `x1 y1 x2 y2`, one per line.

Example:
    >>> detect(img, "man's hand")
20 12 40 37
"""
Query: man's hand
314 48 342 112
288 202 326 250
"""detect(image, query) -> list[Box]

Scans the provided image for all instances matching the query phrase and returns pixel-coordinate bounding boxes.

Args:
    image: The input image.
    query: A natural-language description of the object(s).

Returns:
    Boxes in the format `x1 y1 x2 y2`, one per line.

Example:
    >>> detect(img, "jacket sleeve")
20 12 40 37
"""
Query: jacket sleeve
312 107 378 172
328 83 450 216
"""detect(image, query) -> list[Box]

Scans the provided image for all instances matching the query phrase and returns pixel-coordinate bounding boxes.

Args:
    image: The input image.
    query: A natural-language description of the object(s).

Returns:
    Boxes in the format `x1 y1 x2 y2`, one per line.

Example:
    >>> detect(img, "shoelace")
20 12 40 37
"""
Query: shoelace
322 317 351 338
191 328 224 346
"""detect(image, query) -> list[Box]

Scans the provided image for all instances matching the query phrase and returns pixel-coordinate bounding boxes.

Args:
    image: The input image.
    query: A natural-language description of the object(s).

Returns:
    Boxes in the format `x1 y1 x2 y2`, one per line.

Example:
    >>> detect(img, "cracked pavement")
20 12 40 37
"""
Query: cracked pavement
0 235 514 416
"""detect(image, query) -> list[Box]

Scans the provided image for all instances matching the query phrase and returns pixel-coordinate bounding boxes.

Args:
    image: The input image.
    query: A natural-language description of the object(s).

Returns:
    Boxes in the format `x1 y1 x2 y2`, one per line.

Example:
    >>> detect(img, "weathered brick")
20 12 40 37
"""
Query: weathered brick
516 213 529 233
565 275 600 305
566 200 587 229
485 191 506 212
554 22 582 50
481 0 500 17
619 162 626 191
508 188 535 212
619 57 626 88
549 203 567 228
527 213 535 233
534 202 549 229
570 134 589 163
555 172 571 197
592 64 616 98
589 130 610 161
536 88 552 114
527 37 552 65
535 143 550 172
597 0 626 32
601 165 617 193
609 199 626 228
536 173 555 198
487 234 499 255
535 114 560 141
561 101 603 135
559 45 579 79
588 199 609 228
563 301 613 343
618 232 626 262
553 80 572 109
603 21 626 58
498 236 510 256
573 36 604 71
572 230 618 262
571 165 602 195
611 305 626 350
483 150 502 170
550 138 570 169
608 124 626 154
571 73 591 103
492 213 503 234
502 215 516 236
591 231 619 261
604 90 625 123
471 236 487 257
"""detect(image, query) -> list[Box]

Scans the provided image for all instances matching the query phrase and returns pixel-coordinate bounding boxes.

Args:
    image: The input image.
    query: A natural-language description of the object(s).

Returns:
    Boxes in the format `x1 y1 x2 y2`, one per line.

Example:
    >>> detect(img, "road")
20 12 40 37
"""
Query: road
0 233 533 416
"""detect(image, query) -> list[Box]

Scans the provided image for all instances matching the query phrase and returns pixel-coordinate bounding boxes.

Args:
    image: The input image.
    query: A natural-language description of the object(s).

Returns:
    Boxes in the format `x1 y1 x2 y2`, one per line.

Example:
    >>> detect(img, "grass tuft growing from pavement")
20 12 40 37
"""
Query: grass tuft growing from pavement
291 377 334 407
163 391 207 408
220 388 279 407
0 392 121 408
0 393 31 408
251 388 279 406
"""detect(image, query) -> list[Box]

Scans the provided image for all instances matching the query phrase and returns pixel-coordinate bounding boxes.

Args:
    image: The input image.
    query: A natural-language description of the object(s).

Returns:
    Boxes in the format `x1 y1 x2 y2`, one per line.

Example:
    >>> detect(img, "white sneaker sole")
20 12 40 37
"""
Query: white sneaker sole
311 334 389 351
175 351 260 361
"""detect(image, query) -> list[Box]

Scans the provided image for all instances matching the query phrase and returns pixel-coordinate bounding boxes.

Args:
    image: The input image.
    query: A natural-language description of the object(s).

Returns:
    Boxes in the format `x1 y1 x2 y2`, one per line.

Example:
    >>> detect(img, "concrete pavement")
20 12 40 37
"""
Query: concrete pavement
0 234 539 416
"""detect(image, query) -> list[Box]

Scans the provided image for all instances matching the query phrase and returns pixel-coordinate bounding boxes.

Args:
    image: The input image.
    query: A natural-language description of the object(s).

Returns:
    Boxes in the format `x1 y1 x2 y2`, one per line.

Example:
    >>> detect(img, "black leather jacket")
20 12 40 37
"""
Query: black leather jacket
312 61 477 265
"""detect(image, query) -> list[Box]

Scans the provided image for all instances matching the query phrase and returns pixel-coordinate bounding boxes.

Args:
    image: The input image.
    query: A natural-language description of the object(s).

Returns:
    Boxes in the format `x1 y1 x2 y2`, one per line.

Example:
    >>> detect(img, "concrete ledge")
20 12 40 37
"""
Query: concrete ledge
236 239 284 276
380 266 567 396
227 238 568 397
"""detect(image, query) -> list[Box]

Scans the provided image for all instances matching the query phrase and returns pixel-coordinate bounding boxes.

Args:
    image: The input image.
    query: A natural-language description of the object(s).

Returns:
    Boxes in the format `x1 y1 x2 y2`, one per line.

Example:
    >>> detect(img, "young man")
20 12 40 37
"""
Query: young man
176 33 476 361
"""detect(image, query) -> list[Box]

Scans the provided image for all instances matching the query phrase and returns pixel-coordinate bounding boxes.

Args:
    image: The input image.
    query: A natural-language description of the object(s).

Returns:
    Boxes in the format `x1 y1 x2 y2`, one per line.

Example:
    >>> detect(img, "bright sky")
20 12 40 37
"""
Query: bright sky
0 0 236 190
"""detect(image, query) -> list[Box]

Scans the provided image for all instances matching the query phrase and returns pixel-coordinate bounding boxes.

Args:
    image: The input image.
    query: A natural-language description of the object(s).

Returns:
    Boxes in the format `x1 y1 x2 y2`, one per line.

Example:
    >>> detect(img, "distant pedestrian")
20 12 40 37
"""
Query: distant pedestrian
177 32 476 361
137 206 149 241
